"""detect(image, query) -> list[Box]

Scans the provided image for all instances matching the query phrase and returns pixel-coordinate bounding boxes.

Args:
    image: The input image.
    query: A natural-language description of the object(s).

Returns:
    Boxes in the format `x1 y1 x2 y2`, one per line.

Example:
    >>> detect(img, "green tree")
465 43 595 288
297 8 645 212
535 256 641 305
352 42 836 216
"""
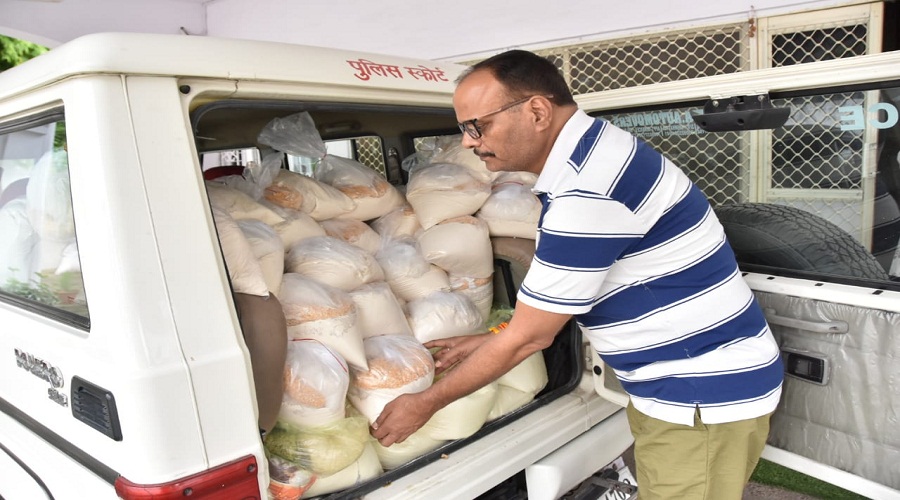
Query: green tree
0 35 48 71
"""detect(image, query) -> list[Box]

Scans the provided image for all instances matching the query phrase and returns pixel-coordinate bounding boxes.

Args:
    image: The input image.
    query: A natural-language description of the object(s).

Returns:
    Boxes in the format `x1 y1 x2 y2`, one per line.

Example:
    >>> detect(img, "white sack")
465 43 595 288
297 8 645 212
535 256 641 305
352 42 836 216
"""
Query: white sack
349 282 413 338
450 275 493 325
212 207 269 297
321 218 382 255
348 335 434 425
425 380 498 441
405 162 491 229
237 219 284 296
370 205 423 240
302 441 383 498
476 182 541 239
280 273 367 369
285 236 384 292
486 385 537 421
265 169 356 221
375 237 450 302
497 351 548 395
280 339 350 428
418 215 494 278
206 181 284 226
316 155 405 222
371 428 446 470
406 291 484 344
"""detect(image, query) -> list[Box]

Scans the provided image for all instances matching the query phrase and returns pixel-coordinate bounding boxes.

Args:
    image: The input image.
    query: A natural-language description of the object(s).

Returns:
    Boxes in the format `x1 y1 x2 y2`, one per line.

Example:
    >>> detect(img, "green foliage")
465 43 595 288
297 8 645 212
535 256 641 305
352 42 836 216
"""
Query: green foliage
0 35 48 71
751 459 870 499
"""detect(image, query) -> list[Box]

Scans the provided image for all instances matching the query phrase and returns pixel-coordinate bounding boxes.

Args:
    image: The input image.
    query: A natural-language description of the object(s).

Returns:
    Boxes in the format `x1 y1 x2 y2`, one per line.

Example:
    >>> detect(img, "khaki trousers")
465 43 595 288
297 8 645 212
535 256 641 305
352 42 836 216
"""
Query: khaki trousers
626 402 771 500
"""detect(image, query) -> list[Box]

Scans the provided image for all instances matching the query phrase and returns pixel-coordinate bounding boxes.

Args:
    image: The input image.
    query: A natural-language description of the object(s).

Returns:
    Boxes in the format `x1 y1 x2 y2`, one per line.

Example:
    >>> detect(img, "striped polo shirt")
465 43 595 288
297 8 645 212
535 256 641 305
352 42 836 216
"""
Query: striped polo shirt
518 110 783 426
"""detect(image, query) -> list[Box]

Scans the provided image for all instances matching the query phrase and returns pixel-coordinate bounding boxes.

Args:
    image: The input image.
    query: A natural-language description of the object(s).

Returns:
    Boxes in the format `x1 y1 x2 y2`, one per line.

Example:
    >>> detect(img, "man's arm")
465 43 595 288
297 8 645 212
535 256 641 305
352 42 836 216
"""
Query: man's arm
371 302 571 446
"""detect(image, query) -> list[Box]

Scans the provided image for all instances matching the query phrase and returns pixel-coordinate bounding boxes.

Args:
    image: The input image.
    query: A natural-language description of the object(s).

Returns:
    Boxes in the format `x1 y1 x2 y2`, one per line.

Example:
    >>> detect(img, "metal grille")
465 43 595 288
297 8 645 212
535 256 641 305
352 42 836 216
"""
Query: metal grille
771 23 868 67
534 24 750 94
600 108 749 206
354 136 386 177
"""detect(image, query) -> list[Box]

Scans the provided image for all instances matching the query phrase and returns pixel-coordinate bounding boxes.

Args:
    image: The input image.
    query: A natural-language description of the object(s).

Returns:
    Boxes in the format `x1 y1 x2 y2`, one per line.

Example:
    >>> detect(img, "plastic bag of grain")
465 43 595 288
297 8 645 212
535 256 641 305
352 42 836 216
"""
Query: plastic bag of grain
347 335 434 425
486 385 539 421
264 416 369 476
405 162 491 229
321 218 382 255
280 273 367 369
425 378 498 441
349 282 413 339
206 181 284 226
450 275 493 325
236 219 284 296
429 135 495 185
215 152 282 202
315 154 405 222
476 181 541 239
302 441 382 498
375 237 450 302
285 236 384 292
279 339 350 428
211 207 269 297
267 454 316 500
370 204 423 240
264 168 356 221
261 202 328 250
406 291 484 344
418 215 494 278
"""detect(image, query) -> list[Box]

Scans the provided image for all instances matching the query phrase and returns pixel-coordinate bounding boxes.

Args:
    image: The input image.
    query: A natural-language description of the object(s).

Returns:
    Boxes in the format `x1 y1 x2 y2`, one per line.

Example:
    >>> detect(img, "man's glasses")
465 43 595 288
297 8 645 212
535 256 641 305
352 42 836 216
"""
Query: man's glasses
458 94 553 139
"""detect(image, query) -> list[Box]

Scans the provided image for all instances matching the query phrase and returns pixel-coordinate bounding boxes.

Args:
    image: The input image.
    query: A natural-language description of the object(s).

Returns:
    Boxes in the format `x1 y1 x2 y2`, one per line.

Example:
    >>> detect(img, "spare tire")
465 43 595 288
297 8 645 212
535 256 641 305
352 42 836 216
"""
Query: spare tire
714 203 890 280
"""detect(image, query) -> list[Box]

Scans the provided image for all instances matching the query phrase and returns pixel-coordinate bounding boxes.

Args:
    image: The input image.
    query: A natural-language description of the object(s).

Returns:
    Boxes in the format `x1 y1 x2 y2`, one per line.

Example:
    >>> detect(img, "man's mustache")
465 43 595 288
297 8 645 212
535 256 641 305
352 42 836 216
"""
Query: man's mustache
474 149 495 159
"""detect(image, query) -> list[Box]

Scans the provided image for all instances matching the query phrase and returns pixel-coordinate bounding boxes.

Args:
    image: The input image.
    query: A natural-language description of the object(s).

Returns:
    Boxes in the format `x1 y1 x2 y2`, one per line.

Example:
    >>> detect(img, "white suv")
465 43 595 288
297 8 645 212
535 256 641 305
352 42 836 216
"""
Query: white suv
0 33 630 500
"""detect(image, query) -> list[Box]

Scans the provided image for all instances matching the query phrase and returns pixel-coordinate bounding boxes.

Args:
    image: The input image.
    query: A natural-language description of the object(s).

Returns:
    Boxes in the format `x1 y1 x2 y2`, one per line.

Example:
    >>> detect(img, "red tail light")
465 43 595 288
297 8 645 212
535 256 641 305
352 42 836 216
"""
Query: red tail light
114 455 261 499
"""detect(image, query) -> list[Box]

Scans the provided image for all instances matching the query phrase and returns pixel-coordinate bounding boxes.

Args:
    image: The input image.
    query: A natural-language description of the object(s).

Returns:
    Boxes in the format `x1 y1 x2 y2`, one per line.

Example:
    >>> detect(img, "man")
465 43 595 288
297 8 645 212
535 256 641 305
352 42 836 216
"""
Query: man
372 49 784 499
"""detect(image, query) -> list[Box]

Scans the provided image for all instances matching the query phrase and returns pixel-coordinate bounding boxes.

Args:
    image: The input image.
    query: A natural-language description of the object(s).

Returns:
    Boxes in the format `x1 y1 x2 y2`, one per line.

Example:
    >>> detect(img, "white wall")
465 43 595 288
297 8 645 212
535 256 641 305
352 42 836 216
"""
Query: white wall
0 0 863 59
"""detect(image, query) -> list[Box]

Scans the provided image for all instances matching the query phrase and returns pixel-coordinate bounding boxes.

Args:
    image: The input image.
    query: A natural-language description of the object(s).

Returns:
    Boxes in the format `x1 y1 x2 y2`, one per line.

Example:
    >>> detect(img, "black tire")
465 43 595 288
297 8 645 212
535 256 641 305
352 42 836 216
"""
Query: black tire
714 203 890 280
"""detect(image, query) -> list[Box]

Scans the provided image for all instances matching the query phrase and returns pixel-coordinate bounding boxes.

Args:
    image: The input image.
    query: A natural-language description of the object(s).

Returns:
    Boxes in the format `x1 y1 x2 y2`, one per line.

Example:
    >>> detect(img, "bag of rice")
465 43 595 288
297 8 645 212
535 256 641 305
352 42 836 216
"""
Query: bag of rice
450 275 493 325
375 237 450 302
418 215 493 278
476 182 541 239
406 291 484 344
370 204 423 240
316 154 405 222
405 162 491 229
265 169 356 221
280 273 367 369
237 219 284 296
321 218 382 255
349 282 413 338
301 441 382 498
285 236 384 292
348 335 434 425
211 207 269 297
425 379 498 441
206 181 284 226
280 339 350 428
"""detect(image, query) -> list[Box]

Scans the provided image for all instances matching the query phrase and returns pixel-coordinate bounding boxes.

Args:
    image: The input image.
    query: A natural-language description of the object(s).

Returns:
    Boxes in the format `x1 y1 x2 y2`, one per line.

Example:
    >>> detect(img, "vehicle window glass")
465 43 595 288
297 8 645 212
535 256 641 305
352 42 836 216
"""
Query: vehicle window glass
286 136 386 177
0 117 89 320
596 83 900 285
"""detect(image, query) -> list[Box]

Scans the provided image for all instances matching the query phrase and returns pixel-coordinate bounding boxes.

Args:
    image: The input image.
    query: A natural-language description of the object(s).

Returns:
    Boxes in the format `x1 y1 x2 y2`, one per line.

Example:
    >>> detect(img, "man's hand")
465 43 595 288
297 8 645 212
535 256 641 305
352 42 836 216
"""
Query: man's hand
426 333 492 375
371 392 437 447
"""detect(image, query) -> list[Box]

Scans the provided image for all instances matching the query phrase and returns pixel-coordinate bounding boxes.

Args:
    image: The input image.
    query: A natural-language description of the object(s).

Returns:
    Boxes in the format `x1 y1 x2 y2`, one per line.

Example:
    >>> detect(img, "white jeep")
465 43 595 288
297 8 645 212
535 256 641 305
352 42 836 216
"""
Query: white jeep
1 32 899 500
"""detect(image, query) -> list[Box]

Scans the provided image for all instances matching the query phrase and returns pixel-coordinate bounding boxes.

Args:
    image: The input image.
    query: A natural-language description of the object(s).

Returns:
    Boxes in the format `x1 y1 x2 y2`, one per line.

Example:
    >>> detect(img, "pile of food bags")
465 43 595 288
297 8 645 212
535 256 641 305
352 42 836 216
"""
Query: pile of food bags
208 112 547 498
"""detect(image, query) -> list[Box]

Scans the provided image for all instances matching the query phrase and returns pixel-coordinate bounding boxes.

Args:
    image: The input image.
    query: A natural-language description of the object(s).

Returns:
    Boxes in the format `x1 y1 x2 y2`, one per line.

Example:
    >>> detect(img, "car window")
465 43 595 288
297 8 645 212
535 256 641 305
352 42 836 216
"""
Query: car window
595 81 900 285
0 114 89 323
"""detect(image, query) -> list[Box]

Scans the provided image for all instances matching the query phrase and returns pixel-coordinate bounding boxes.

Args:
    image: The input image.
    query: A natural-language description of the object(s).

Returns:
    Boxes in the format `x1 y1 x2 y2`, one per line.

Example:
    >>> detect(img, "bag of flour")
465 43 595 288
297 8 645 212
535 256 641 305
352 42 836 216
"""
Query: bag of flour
405 162 491 229
375 237 450 302
285 236 384 292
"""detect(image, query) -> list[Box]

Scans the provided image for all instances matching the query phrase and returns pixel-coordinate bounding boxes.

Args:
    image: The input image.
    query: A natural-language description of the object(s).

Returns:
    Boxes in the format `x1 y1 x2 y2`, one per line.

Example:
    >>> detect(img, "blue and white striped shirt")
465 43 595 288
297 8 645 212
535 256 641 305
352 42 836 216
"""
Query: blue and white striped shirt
518 110 783 425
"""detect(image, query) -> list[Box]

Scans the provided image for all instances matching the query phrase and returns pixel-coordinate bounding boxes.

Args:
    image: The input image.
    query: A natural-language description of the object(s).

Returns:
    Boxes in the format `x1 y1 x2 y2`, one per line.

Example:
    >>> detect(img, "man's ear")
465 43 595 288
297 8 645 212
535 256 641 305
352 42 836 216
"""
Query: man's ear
530 96 554 131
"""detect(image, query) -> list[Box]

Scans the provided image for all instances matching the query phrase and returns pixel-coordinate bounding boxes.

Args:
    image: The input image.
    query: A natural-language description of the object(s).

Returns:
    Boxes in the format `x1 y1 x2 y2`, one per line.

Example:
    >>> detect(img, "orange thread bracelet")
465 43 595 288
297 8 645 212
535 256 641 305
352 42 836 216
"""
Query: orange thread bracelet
489 321 509 335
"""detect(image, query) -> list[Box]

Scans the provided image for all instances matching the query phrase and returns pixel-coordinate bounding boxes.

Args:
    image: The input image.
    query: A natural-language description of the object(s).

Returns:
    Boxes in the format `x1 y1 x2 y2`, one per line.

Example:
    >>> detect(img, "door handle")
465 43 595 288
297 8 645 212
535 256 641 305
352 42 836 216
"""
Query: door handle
762 308 848 334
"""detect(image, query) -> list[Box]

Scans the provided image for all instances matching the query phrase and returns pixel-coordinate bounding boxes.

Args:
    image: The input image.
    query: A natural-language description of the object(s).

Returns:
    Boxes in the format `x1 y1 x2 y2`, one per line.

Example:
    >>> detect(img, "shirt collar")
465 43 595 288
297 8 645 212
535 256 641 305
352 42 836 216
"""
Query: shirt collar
533 109 596 193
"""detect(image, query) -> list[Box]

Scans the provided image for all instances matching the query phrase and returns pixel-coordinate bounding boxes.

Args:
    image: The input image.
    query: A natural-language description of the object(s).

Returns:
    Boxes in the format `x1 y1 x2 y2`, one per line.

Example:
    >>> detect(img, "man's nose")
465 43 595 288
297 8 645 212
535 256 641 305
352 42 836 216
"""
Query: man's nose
460 133 481 149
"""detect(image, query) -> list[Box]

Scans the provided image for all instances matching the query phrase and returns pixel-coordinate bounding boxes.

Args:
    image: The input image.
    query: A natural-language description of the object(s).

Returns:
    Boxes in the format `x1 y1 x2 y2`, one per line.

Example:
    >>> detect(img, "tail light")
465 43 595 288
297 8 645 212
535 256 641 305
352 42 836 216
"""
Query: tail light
114 455 261 499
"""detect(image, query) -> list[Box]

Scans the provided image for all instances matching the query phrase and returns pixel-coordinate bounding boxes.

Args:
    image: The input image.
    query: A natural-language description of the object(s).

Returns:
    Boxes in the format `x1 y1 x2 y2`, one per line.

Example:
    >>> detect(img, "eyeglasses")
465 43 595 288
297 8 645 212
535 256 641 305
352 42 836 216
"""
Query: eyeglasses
458 94 553 139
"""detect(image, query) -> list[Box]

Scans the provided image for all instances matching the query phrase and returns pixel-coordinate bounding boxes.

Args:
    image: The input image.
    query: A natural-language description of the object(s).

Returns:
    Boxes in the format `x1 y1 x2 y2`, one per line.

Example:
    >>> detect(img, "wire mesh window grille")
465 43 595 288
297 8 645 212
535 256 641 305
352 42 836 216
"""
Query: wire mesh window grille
353 136 387 177
771 23 868 66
